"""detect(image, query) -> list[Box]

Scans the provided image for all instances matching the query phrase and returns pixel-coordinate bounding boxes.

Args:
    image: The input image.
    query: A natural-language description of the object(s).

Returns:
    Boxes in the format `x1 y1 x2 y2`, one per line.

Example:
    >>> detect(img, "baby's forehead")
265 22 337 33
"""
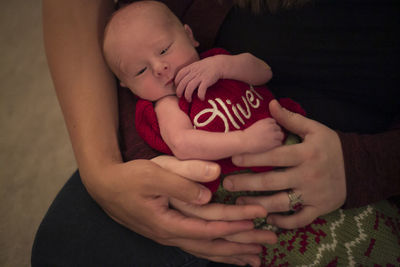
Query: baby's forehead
104 2 180 69
115 1 177 27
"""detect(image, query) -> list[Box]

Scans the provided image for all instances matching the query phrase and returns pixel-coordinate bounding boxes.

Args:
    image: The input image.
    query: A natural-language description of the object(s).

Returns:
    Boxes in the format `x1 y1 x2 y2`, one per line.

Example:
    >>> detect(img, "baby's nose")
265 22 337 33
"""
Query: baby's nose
154 62 169 76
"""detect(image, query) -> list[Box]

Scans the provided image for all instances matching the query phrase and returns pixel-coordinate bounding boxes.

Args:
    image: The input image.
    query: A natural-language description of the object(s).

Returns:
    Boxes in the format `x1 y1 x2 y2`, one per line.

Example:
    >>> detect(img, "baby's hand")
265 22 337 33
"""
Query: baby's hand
175 56 222 102
242 118 284 153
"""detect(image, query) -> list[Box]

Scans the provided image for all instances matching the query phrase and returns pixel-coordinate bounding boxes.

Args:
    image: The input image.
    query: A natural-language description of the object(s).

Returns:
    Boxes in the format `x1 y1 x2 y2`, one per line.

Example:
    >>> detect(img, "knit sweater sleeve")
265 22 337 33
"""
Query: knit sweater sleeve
338 129 400 209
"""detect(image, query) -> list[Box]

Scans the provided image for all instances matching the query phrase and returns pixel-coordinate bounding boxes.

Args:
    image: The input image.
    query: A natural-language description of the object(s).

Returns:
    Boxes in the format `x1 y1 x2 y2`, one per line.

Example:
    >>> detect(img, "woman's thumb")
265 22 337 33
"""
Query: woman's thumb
269 99 311 138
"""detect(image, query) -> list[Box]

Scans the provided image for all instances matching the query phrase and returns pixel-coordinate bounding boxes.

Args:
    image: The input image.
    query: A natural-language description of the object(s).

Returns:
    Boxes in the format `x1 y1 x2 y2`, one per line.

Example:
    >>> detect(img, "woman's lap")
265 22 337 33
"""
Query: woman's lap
31 170 209 267
31 170 400 266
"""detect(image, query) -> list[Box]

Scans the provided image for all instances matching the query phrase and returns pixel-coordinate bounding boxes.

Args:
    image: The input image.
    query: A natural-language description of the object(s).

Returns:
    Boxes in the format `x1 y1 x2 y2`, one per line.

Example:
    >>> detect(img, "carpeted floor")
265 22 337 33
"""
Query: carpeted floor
0 1 77 266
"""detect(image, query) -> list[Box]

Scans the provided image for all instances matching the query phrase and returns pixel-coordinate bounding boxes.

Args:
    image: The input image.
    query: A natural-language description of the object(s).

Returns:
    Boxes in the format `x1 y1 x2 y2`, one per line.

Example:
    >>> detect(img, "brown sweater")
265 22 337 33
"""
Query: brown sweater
117 0 400 208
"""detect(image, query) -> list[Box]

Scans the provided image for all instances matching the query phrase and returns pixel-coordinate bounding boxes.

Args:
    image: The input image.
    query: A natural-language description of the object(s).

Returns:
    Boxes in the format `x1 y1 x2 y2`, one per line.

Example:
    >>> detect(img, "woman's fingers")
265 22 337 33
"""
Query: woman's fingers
137 161 209 205
267 206 318 229
269 99 317 138
236 191 294 213
100 160 268 267
224 229 278 244
151 155 220 182
154 207 256 240
232 142 304 168
224 167 300 192
170 198 267 221
150 156 220 204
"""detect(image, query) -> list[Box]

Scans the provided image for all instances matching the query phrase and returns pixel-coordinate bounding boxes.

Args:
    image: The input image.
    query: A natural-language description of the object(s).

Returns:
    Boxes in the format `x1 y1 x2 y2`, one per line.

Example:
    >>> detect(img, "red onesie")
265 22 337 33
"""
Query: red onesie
135 48 305 192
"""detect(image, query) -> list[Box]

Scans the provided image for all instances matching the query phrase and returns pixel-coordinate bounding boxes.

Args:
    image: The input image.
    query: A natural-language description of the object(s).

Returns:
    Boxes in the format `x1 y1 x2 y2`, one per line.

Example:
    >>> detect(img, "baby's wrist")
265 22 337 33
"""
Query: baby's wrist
240 129 255 153
213 54 228 80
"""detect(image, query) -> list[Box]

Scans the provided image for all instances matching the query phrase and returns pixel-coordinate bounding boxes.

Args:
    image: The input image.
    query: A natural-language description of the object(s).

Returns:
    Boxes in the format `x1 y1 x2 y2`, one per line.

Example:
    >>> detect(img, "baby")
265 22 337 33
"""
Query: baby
103 1 305 191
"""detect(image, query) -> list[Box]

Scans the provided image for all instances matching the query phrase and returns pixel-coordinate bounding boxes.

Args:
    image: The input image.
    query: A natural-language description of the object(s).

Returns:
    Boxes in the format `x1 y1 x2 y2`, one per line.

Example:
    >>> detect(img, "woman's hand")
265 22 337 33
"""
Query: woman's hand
169 196 277 267
223 100 347 229
88 156 275 267
153 156 277 267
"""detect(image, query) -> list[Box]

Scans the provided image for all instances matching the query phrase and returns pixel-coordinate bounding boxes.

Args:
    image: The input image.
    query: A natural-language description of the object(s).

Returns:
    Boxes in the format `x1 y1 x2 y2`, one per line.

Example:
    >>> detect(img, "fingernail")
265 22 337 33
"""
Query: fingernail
270 99 280 108
197 186 210 204
232 155 243 166
205 164 219 179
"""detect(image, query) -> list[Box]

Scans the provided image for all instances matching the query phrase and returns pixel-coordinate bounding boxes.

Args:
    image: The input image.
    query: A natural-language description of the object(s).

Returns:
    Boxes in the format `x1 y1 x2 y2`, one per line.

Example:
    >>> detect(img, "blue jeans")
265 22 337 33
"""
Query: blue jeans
31 170 233 267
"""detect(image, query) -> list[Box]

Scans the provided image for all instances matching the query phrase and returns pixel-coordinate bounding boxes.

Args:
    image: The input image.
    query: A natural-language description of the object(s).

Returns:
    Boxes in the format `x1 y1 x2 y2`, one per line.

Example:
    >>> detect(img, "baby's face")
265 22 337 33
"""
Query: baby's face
116 14 199 101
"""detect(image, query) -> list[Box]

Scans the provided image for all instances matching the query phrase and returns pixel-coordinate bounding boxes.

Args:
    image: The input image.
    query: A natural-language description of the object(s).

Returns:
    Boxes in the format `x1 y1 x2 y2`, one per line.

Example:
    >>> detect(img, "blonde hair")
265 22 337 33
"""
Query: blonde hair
233 0 312 13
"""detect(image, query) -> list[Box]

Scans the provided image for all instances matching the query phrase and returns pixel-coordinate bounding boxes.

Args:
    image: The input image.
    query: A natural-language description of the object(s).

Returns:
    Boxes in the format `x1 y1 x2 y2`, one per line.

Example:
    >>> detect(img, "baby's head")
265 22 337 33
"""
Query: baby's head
103 1 200 101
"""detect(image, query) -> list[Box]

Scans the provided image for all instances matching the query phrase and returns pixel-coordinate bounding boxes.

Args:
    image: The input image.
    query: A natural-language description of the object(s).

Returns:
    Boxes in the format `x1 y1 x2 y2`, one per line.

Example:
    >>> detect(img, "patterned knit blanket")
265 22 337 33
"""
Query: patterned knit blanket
214 188 400 266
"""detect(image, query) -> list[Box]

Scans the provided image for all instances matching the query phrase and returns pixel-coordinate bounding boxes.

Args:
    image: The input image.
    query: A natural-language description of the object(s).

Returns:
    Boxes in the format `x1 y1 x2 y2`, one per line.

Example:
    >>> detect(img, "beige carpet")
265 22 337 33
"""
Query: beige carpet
0 1 77 266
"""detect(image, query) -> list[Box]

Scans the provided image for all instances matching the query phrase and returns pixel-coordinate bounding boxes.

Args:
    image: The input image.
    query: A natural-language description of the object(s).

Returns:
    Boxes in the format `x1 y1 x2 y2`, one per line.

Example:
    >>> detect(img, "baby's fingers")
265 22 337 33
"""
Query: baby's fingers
197 83 208 101
175 69 191 98
175 67 189 89
184 78 201 102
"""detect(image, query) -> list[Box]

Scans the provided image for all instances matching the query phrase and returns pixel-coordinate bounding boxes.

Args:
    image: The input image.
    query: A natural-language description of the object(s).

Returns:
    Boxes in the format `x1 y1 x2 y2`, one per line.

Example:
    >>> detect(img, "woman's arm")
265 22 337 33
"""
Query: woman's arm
338 129 400 208
155 96 283 160
43 0 120 193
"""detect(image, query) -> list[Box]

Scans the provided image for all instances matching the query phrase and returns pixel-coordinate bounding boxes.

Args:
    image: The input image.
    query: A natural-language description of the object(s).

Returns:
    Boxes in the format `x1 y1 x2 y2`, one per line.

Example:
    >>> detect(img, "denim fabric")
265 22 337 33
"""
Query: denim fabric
31 170 210 267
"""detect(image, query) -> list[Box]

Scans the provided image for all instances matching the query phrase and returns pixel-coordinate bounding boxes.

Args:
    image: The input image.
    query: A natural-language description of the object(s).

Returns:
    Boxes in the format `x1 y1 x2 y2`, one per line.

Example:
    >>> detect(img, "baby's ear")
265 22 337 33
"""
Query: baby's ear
184 24 199 47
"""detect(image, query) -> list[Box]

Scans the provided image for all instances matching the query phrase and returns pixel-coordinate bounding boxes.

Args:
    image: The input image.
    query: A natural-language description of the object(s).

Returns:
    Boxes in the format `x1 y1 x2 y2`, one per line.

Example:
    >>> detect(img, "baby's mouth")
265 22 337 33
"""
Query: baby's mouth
165 73 177 87
165 78 173 86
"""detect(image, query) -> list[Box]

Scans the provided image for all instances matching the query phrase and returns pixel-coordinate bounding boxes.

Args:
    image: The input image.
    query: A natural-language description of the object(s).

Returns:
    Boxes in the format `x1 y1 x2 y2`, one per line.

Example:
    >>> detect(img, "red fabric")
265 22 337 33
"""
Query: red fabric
135 100 173 155
135 48 306 192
